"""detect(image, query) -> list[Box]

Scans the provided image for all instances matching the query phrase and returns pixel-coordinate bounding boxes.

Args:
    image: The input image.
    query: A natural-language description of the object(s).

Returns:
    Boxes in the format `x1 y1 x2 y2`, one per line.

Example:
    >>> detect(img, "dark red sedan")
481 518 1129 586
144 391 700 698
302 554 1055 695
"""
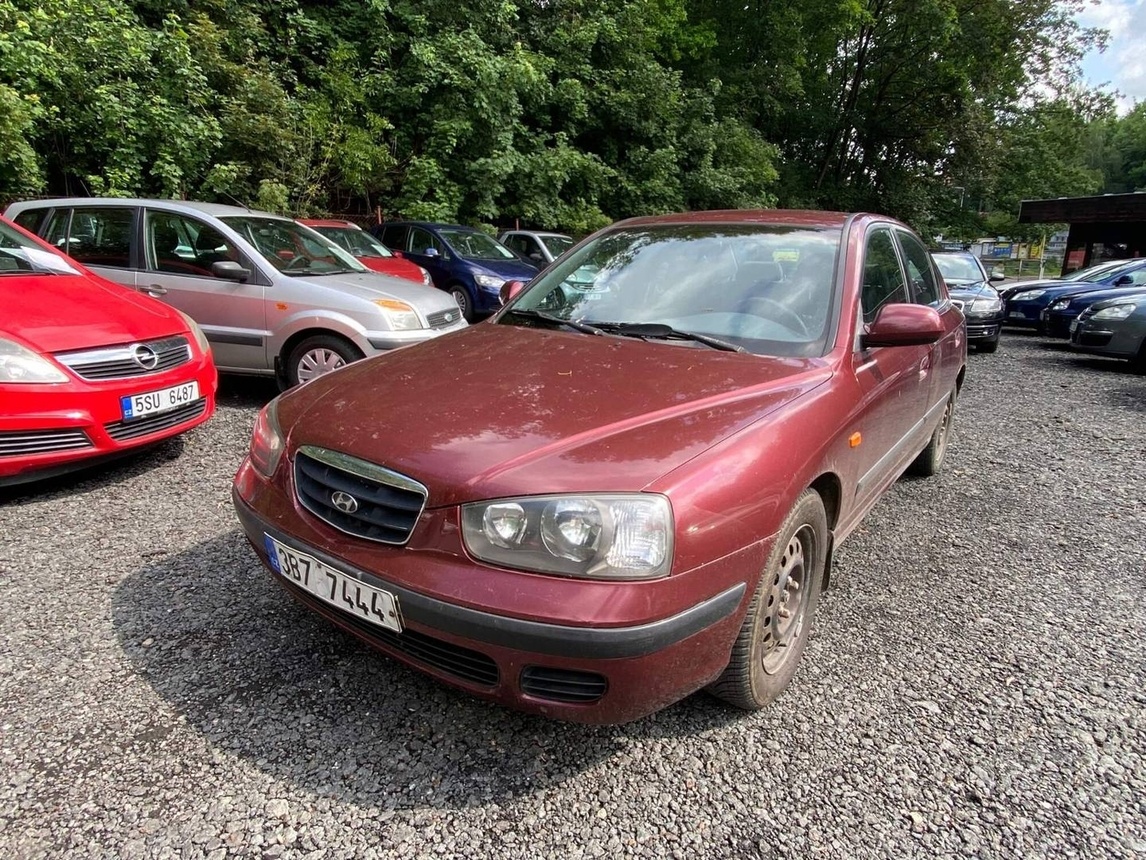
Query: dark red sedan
0 216 217 486
233 210 965 724
299 219 433 286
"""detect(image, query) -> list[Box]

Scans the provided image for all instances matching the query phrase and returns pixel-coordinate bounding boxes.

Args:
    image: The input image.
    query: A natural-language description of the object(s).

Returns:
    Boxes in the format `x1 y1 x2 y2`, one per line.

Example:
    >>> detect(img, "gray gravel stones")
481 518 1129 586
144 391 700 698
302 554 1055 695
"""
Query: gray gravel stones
1 339 1144 858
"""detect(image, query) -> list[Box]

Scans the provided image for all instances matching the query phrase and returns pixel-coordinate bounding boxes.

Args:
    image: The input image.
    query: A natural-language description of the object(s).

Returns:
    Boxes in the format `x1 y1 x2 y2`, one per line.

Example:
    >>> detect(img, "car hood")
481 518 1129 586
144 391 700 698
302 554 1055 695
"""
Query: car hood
277 324 832 506
1061 285 1146 309
289 271 453 311
1 273 184 353
469 258 540 280
1007 282 1096 301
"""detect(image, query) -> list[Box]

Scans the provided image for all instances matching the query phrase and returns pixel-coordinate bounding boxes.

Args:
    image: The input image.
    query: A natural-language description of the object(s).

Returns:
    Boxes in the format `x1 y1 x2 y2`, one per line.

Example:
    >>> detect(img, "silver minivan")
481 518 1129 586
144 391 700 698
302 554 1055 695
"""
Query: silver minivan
4 198 467 386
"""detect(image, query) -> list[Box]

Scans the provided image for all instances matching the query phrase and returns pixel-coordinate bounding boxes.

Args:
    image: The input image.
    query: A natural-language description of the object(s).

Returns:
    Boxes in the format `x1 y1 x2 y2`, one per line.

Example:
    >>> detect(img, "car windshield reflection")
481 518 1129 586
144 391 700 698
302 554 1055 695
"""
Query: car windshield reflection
223 217 367 276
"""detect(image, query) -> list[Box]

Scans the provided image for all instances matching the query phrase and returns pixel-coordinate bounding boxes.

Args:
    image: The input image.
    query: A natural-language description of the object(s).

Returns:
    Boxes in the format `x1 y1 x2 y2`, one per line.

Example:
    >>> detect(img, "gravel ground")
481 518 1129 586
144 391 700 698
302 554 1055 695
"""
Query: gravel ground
1 334 1144 860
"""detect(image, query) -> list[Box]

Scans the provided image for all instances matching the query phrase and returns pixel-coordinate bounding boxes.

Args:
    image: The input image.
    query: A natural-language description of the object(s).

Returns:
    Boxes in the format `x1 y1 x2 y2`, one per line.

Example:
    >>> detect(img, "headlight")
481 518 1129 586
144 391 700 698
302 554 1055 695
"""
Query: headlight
969 298 1002 314
1049 299 1070 311
461 494 673 580
249 399 285 477
419 268 433 287
374 299 423 331
175 309 211 355
0 338 68 384
1091 303 1137 321
474 274 506 290
1011 290 1045 302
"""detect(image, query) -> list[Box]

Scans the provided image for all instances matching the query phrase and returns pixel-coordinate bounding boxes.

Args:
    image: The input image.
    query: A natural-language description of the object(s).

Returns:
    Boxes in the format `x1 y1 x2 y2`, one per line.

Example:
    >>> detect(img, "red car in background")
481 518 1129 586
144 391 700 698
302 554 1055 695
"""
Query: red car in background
299 220 433 286
0 216 217 487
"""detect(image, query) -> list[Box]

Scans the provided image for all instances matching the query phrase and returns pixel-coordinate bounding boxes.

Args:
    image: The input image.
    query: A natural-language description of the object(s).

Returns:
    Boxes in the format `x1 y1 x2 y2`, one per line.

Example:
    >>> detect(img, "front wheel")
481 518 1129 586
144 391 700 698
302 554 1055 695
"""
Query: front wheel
708 489 827 711
449 285 474 322
284 334 363 388
908 389 956 476
978 337 999 354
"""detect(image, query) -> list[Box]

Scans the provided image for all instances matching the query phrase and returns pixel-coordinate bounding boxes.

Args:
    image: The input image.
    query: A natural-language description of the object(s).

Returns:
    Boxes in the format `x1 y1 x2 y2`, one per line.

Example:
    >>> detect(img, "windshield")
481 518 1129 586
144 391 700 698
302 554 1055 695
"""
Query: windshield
502 224 842 357
438 228 516 261
933 254 984 283
0 220 82 276
313 225 394 259
222 217 367 276
541 235 575 257
1062 259 1131 281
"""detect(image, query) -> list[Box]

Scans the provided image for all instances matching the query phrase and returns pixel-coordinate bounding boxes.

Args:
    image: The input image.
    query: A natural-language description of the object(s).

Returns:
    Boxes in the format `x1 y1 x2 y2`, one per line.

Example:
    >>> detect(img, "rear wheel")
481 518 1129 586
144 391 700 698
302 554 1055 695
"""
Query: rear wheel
709 489 827 711
284 334 363 388
908 389 955 476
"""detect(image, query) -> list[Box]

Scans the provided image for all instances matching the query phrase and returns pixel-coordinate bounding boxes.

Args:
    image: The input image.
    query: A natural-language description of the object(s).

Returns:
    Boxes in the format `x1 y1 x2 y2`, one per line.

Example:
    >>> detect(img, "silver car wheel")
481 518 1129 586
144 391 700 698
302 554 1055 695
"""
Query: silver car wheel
296 348 346 383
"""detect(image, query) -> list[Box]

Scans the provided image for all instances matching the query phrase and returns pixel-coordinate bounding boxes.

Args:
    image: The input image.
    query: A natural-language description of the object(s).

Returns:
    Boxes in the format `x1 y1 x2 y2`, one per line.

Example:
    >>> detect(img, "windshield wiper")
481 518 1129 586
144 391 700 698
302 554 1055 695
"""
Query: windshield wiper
504 308 606 336
586 322 746 353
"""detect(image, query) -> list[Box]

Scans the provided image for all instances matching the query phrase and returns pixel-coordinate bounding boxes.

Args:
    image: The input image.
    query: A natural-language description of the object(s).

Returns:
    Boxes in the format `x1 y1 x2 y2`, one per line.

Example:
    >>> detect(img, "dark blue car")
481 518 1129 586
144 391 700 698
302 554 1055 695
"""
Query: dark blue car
1002 258 1146 331
373 222 539 320
1042 282 1146 337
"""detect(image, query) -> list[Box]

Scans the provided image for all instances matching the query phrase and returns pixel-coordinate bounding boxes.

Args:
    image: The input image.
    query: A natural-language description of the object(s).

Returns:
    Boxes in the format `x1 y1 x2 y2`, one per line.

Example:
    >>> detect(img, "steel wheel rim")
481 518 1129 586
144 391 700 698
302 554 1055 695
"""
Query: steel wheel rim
296 348 346 383
451 289 469 316
761 524 815 675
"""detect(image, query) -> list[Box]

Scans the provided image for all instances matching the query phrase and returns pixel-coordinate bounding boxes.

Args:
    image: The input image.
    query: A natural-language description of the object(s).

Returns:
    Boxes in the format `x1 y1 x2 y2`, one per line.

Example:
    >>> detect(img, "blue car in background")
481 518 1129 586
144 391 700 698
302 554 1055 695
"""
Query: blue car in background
1042 281 1146 337
373 222 539 321
1002 258 1146 331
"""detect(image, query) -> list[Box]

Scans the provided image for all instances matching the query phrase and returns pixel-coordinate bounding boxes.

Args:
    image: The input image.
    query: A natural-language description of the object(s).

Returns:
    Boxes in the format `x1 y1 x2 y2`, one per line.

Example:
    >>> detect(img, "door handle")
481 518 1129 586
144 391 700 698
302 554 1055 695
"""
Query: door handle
144 284 168 296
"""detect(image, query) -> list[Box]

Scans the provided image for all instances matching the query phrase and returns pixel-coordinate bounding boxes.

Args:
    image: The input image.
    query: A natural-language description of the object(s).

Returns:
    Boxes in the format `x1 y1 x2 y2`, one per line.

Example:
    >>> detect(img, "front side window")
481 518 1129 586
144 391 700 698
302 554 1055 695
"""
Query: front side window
861 229 908 324
63 207 135 269
503 224 842 357
897 231 941 306
408 227 444 257
222 217 366 276
146 210 244 277
379 225 408 251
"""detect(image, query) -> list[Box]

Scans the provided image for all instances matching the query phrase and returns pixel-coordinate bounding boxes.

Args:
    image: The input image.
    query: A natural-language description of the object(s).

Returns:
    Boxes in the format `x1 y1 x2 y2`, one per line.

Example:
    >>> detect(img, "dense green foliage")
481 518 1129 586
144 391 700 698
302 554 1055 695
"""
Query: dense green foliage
0 0 1137 236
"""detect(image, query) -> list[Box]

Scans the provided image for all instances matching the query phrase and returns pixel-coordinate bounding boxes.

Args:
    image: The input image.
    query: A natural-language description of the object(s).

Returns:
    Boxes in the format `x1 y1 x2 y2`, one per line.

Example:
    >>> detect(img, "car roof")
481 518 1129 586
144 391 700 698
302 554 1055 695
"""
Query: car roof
5 196 287 221
299 218 362 229
380 221 479 231
502 230 571 238
612 209 864 230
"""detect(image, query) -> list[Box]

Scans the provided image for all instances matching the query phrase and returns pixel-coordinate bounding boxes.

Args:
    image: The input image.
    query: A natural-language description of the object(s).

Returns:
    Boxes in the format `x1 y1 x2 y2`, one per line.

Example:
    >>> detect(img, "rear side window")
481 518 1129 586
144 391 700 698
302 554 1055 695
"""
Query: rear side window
66 208 135 269
12 208 47 235
897 231 942 306
379 225 408 251
860 228 908 324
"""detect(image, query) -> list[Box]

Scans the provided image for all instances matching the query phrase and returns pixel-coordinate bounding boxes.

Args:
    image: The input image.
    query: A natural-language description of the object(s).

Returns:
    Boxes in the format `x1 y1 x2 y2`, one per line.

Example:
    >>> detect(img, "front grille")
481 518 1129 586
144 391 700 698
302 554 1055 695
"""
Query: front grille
0 429 92 457
966 324 998 337
56 336 192 381
427 308 462 328
520 666 608 703
104 399 206 441
294 446 427 545
283 580 499 687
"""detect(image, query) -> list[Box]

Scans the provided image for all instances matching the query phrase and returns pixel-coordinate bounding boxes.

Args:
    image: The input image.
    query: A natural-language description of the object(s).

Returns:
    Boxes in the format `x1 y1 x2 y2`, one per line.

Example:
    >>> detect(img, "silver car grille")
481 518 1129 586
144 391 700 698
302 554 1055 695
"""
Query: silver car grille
56 336 192 381
427 308 463 329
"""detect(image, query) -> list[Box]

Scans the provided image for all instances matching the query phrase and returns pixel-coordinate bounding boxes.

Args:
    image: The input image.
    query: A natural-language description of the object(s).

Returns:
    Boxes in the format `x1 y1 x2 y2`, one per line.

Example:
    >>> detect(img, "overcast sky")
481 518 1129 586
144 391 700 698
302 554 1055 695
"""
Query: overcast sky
1078 0 1146 113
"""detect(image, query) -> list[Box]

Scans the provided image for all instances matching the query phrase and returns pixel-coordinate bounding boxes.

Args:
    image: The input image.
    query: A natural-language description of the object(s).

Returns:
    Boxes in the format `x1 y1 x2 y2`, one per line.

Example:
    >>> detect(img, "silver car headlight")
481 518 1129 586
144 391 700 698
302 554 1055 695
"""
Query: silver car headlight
969 297 1002 314
373 299 424 331
461 494 673 580
1090 303 1137 321
175 309 211 355
1011 290 1045 302
474 274 506 290
0 337 68 384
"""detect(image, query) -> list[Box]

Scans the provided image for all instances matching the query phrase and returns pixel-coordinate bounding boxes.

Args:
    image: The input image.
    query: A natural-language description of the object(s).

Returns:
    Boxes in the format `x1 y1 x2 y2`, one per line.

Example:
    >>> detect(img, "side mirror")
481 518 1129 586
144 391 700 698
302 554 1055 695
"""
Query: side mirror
1113 274 1132 286
528 251 544 262
989 270 1006 282
423 247 440 258
499 279 527 306
391 249 404 258
211 260 251 282
863 303 945 348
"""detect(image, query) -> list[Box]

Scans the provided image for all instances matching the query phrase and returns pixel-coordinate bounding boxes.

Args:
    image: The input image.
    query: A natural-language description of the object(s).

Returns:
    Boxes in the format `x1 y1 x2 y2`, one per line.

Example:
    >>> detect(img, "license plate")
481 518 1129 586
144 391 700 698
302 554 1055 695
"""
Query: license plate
1070 319 1079 333
1008 310 1026 319
263 534 403 633
120 381 199 420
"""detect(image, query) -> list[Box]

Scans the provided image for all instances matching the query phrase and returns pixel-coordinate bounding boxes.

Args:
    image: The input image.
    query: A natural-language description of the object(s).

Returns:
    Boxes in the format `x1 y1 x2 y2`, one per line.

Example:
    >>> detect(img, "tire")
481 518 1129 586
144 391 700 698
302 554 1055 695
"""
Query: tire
978 337 999 354
708 489 827 711
907 389 955 477
449 284 474 322
284 334 363 388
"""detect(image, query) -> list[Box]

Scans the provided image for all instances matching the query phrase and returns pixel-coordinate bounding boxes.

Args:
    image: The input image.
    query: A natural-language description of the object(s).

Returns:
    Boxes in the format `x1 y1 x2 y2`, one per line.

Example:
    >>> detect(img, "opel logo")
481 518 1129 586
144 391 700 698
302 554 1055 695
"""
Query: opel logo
331 491 359 514
132 344 159 370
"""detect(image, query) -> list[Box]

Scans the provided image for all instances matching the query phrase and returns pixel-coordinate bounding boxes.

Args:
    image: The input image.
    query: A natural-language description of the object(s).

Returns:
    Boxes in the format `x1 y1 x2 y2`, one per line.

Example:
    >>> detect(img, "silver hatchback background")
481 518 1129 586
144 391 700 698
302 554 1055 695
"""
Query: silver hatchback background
4 198 467 386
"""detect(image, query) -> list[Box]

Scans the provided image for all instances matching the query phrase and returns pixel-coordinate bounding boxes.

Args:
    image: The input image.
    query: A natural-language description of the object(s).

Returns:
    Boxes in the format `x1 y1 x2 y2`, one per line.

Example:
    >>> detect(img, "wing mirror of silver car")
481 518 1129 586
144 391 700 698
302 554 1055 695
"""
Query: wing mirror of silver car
863 303 945 348
211 261 252 282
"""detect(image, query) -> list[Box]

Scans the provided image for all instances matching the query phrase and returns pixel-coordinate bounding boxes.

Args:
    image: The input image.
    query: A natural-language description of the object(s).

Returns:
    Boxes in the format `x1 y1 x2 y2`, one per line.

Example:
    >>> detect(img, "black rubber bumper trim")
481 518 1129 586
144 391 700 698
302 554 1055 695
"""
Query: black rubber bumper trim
234 489 745 660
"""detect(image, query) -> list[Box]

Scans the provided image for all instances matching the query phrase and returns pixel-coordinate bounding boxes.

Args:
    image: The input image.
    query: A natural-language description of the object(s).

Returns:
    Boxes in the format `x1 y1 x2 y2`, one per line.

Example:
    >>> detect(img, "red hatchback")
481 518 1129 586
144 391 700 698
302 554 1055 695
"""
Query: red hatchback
299 219 433 286
233 210 965 724
0 216 217 486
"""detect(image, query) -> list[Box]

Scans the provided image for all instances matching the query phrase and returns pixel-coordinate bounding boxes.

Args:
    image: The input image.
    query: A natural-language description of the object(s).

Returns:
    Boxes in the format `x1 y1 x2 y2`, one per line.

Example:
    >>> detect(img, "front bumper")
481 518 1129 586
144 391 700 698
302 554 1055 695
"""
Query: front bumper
232 463 756 724
365 317 467 352
0 356 218 486
1004 302 1044 328
1069 321 1138 358
963 314 1002 341
1041 309 1076 339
